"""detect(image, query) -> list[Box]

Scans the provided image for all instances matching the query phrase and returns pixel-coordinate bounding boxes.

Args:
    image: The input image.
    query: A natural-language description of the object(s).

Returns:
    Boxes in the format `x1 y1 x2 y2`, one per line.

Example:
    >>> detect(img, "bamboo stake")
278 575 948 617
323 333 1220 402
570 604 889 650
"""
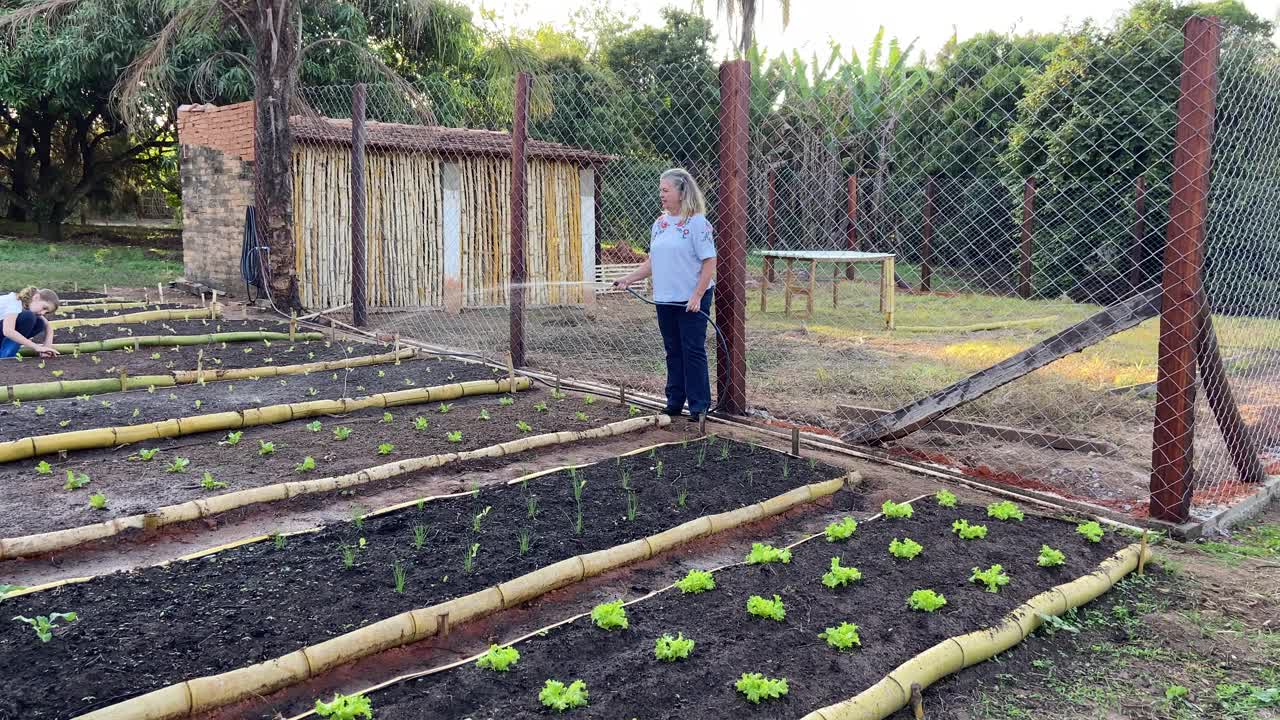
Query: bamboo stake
1138 532 1149 575
158 283 165 304
118 368 128 392
289 311 297 342
19 331 325 357
49 307 218 330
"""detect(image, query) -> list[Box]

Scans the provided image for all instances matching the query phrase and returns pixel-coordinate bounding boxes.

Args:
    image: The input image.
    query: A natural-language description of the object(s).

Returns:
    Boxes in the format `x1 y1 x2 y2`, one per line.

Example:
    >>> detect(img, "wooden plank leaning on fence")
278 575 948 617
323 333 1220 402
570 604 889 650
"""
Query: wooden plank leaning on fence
843 286 1163 446
843 286 1269 487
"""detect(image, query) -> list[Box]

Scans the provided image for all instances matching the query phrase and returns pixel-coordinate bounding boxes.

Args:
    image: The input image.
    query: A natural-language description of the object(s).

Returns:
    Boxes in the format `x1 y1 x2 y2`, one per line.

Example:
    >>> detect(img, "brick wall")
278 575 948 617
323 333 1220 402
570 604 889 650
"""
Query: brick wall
177 102 256 294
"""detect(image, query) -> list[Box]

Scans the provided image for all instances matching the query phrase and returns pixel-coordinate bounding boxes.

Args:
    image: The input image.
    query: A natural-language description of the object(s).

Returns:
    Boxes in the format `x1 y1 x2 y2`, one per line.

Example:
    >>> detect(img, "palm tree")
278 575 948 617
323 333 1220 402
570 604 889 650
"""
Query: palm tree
717 0 792 57
1 0 526 309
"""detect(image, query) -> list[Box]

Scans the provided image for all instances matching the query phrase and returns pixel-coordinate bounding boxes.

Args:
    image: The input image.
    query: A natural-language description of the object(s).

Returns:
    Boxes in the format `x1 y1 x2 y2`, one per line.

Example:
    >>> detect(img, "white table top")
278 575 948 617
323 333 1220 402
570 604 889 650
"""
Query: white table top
754 250 895 261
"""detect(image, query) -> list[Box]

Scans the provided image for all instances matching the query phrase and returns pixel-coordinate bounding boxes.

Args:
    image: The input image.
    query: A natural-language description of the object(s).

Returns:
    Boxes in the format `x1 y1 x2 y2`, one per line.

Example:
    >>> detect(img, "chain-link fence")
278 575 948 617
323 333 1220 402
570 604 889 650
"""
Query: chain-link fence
272 15 1280 526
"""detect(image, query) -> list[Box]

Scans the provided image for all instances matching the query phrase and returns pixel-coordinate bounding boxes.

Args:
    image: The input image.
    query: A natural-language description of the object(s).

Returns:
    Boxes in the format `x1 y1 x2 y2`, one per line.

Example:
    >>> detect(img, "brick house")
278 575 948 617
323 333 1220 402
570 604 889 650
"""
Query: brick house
176 101 607 311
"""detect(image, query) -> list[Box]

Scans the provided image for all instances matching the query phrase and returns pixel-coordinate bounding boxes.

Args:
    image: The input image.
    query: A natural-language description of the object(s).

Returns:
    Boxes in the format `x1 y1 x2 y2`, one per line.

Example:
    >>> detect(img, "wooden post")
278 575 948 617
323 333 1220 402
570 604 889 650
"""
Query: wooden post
510 71 531 368
921 175 936 292
351 82 369 328
1018 177 1036 299
845 175 859 279
715 59 750 416
118 368 128 391
791 426 801 456
1129 176 1148 291
158 283 165 304
764 168 778 283
1150 17 1220 524
289 310 297 342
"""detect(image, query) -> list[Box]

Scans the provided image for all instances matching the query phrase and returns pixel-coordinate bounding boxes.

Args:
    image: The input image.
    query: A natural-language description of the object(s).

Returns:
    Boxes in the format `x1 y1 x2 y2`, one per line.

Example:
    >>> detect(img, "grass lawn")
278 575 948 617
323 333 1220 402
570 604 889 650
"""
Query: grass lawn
0 234 182 291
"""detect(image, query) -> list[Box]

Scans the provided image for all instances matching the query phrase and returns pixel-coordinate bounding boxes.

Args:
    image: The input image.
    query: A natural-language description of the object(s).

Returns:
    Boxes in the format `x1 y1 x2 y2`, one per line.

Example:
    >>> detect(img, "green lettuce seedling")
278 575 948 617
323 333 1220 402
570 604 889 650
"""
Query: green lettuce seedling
305 421 322 432
882 500 914 518
313 692 372 720
516 420 532 432
377 443 394 455
166 457 191 473
220 431 243 446
295 456 316 472
746 594 786 621
1038 545 1067 567
936 489 958 507
736 673 789 704
499 396 515 406
987 500 1025 521
675 569 716 594
88 493 107 509
476 644 520 672
413 416 429 431
629 404 642 416
908 589 948 612
437 402 453 414
137 448 159 461
201 472 228 490
381 411 394 423
534 401 549 413
12 612 78 642
824 517 858 542
744 542 791 565
258 440 276 456
590 600 629 631
889 537 923 559
1077 520 1104 542
539 679 588 711
333 426 352 440
35 460 52 475
64 470 90 490
446 431 463 443
821 557 863 588
654 632 695 661
951 519 988 540
478 408 491 421
970 564 1011 593
819 621 862 651
574 411 589 422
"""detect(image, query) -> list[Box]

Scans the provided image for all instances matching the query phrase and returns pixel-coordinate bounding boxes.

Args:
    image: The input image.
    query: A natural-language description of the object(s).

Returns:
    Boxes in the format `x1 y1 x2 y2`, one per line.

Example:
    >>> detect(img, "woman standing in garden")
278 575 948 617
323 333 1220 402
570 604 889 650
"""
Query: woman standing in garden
0 287 60 358
614 168 716 421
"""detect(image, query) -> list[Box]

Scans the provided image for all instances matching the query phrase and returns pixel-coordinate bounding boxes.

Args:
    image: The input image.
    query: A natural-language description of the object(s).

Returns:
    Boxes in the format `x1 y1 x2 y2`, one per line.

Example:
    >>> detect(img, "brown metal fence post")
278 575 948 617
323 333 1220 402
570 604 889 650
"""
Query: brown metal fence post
921 175 936 292
845 175 859 279
764 168 777 283
1129 176 1148 290
510 71 530 368
716 60 750 416
1017 176 1036 299
1150 16 1221 524
351 82 368 328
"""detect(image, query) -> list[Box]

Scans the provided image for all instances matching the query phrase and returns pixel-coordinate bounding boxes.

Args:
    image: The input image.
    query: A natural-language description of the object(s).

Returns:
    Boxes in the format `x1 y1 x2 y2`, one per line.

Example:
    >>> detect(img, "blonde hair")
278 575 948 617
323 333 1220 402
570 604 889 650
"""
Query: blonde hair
660 168 706 219
18 287 59 311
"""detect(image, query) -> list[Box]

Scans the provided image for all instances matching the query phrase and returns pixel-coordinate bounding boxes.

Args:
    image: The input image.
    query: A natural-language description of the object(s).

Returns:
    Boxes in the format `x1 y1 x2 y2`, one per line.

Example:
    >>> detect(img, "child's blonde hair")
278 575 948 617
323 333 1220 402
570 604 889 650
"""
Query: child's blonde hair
660 168 707 219
18 287 60 311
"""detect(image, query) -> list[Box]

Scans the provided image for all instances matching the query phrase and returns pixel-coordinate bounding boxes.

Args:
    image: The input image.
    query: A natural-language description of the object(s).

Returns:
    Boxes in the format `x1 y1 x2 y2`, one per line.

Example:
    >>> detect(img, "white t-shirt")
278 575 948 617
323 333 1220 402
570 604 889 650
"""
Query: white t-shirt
0 292 23 318
649 213 716 303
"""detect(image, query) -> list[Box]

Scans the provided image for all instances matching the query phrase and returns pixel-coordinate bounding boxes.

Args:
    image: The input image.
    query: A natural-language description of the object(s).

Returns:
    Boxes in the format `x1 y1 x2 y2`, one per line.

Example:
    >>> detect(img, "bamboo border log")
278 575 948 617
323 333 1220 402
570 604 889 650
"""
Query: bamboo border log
2 348 416 402
0 377 530 463
53 302 150 314
70 469 855 720
18 331 325 356
49 307 220 330
0 414 667 560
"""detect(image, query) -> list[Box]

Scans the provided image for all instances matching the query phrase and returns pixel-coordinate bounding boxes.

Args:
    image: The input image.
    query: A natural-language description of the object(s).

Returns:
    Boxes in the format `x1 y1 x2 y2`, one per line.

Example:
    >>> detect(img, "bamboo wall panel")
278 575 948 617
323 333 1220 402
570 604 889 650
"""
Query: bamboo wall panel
294 148 583 309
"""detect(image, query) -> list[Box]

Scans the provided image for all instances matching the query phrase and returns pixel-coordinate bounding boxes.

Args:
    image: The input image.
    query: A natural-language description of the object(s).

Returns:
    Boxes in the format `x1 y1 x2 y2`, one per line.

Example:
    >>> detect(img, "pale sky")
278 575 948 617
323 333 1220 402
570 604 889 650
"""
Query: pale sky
468 0 1280 61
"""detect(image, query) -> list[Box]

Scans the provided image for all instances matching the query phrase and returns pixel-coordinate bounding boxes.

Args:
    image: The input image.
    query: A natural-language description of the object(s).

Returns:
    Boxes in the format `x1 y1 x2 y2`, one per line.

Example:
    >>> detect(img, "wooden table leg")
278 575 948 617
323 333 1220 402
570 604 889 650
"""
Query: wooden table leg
807 259 816 316
760 256 770 313
882 256 896 329
784 258 794 317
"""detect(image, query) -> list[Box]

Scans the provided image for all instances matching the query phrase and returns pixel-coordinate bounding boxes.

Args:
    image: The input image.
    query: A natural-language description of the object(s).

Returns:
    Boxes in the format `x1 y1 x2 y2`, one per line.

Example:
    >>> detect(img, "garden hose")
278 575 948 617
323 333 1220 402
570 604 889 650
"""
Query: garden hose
621 286 729 416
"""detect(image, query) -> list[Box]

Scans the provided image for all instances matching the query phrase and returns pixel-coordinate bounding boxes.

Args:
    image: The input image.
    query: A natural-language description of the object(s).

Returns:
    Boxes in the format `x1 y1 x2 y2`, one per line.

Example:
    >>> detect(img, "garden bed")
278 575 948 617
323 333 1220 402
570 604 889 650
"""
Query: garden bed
346 501 1129 719
0 438 847 719
0 356 499 442
0 386 636 538
48 317 287 343
3 338 396 385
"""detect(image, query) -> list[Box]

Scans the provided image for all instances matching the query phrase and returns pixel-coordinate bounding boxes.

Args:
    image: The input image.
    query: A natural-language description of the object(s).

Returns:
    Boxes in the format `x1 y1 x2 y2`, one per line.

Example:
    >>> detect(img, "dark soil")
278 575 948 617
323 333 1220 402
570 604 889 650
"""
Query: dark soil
2 339 397 385
0 356 500 442
50 317 288 344
366 503 1129 720
0 439 847 720
0 386 637 537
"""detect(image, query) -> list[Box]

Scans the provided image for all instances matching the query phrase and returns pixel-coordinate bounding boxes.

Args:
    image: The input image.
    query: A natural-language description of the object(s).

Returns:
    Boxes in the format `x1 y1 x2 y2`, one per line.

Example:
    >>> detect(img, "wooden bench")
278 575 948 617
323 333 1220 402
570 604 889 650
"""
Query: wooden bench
595 263 652 294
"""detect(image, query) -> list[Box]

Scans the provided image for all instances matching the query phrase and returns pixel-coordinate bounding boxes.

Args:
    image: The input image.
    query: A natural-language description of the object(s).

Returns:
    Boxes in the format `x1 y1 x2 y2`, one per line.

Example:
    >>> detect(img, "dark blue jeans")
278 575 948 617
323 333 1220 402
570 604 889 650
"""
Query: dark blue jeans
655 289 713 416
0 311 45 359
